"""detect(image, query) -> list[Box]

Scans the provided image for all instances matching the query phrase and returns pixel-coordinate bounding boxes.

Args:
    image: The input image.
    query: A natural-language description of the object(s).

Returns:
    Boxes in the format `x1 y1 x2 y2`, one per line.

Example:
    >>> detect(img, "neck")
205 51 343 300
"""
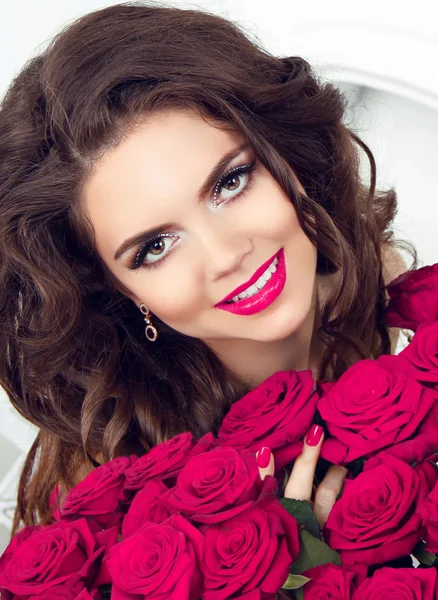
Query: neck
206 276 328 388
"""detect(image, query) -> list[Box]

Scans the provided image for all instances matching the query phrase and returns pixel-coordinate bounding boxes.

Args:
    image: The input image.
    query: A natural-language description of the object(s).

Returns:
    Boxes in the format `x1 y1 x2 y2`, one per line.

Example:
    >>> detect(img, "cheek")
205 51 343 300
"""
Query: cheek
241 173 304 239
255 180 318 307
129 266 205 325
256 179 316 261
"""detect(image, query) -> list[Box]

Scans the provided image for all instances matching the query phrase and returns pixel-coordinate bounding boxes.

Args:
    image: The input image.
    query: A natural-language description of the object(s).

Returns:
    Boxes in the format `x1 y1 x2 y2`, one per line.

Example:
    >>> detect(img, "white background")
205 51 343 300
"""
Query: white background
0 0 437 550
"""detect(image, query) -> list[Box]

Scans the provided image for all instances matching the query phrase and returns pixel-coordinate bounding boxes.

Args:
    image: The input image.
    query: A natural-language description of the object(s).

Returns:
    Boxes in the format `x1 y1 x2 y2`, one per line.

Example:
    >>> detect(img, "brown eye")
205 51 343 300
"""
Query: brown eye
215 170 249 205
149 239 165 255
224 175 240 191
129 234 180 270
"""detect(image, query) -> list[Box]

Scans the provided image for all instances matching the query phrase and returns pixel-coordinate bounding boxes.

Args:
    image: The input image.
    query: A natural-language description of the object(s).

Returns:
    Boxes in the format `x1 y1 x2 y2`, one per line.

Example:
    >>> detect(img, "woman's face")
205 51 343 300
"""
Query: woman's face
82 109 318 344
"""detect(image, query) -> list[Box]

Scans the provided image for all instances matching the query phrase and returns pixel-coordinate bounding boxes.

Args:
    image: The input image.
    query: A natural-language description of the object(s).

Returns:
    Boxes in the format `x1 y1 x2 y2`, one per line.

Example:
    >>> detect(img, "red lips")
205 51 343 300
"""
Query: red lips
214 249 281 306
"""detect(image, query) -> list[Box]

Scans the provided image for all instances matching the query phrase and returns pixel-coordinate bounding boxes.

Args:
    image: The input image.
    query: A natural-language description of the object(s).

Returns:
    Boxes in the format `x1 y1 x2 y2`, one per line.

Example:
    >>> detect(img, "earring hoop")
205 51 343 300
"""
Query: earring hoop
139 303 158 342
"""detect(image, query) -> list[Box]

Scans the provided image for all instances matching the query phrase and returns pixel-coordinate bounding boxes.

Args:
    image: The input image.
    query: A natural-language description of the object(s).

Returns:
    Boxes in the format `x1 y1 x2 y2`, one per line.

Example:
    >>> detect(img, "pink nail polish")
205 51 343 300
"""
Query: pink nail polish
306 425 323 446
257 446 271 468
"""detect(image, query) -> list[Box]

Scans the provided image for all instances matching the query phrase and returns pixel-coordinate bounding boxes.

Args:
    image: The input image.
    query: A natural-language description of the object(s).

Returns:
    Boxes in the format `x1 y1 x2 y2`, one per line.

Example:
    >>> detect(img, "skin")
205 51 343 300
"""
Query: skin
83 107 331 387
82 107 347 516
258 429 347 528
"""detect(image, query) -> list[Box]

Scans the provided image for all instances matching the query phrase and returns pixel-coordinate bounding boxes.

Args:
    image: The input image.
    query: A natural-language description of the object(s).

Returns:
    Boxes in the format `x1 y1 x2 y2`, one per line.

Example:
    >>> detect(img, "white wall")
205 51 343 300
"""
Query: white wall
0 0 437 551
342 85 438 267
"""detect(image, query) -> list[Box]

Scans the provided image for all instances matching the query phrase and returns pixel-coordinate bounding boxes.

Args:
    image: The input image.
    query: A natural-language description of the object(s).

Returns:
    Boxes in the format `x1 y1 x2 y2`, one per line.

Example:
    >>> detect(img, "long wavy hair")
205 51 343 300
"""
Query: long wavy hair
0 2 405 535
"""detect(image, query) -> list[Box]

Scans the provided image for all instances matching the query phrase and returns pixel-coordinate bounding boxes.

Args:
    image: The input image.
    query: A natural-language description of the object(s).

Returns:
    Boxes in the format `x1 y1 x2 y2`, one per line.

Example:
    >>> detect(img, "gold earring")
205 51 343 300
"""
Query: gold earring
139 303 158 342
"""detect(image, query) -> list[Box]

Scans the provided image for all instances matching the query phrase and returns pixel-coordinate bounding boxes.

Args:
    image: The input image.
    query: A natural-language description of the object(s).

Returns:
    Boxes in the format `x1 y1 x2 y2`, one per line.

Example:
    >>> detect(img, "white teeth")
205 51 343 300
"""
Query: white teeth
246 284 259 295
227 255 279 303
255 275 267 289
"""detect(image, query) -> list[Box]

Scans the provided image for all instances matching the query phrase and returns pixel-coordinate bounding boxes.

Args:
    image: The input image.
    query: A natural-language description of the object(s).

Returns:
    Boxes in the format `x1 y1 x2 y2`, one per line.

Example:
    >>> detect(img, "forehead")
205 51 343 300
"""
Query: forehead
86 108 239 188
81 109 244 256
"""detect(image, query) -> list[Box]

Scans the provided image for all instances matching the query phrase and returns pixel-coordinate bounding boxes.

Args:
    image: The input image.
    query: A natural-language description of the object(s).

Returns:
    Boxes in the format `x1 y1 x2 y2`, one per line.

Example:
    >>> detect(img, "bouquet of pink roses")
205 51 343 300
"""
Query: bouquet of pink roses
0 264 437 600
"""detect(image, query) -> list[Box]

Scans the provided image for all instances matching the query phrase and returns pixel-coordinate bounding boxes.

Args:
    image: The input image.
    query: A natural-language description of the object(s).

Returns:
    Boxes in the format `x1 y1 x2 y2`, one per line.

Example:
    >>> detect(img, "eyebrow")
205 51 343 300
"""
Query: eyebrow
114 143 249 261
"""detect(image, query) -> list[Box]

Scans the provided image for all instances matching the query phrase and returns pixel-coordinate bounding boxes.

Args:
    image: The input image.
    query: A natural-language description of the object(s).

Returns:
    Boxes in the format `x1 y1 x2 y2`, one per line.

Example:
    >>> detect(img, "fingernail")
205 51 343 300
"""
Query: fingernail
306 424 323 446
257 446 271 468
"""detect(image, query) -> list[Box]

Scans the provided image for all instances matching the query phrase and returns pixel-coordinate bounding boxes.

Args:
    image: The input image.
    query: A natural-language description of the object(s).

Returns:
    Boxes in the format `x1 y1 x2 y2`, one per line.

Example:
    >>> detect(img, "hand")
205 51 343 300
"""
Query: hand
256 425 347 529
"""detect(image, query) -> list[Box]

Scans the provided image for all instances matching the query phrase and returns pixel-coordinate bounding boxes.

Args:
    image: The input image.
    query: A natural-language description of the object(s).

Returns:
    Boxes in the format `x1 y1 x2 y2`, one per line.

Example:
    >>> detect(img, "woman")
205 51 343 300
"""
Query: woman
0 2 409 540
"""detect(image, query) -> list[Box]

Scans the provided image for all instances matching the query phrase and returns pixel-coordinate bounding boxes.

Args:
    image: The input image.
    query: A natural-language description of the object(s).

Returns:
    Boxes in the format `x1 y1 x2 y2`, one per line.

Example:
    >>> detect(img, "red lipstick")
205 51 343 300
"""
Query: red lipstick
215 248 286 316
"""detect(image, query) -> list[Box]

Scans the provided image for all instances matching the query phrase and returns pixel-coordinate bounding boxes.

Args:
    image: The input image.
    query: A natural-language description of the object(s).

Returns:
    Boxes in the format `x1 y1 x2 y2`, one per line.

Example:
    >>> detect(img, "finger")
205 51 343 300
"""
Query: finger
256 446 274 480
284 424 324 501
314 465 348 529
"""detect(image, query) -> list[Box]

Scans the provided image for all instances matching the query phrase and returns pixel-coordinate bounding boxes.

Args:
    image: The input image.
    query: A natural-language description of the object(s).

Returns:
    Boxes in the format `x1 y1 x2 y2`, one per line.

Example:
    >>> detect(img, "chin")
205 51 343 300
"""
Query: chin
246 303 313 343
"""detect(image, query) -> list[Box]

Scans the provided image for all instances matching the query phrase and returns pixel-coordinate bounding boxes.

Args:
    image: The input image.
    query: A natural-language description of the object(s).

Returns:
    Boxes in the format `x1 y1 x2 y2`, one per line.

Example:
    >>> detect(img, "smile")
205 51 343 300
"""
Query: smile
215 248 286 316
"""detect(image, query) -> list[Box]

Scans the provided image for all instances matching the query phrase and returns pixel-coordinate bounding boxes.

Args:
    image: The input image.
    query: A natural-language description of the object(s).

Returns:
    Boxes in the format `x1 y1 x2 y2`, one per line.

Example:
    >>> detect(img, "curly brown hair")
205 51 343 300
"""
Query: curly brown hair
0 2 409 536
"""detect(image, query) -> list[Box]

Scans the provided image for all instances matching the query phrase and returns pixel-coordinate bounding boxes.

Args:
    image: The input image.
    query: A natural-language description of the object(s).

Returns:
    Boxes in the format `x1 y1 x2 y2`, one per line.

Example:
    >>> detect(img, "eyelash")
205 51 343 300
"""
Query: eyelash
128 159 259 271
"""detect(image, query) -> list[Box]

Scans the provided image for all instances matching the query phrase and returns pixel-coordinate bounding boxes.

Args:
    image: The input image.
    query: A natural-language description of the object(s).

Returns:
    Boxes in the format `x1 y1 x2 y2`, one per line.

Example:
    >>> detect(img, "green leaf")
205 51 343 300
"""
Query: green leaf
280 498 320 539
293 588 304 600
412 541 437 566
289 529 341 575
281 573 310 590
98 585 112 599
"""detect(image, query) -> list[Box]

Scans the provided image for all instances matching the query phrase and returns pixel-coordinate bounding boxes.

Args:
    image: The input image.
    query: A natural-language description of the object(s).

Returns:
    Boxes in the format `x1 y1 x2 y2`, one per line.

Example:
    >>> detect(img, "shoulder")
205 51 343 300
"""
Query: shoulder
381 242 408 288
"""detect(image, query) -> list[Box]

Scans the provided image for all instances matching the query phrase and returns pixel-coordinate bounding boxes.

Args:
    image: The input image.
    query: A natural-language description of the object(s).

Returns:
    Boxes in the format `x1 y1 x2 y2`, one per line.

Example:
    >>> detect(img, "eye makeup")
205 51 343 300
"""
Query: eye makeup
212 159 258 207
127 159 259 271
129 232 180 271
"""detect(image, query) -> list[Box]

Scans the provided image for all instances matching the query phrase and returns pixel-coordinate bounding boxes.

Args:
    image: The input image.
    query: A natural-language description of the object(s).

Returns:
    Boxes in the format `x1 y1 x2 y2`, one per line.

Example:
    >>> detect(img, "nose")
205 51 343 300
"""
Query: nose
197 223 252 282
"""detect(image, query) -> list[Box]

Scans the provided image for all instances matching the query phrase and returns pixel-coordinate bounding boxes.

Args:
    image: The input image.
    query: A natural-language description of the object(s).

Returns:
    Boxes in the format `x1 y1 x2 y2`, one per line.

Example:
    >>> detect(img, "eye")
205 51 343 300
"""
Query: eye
145 237 170 261
128 234 179 270
213 161 258 207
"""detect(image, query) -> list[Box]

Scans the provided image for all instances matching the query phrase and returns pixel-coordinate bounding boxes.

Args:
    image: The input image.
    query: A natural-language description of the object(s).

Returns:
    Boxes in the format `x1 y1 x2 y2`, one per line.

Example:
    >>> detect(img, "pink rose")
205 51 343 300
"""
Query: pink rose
0 525 37 567
122 479 171 538
418 479 438 553
414 459 438 501
0 584 102 600
324 455 424 565
352 567 437 599
121 432 196 501
385 262 438 331
367 433 438 467
161 446 275 524
61 456 136 529
218 370 317 471
107 514 203 600
25 582 102 599
318 359 436 464
0 519 104 598
76 590 103 600
398 322 438 387
302 564 356 599
203 496 299 600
